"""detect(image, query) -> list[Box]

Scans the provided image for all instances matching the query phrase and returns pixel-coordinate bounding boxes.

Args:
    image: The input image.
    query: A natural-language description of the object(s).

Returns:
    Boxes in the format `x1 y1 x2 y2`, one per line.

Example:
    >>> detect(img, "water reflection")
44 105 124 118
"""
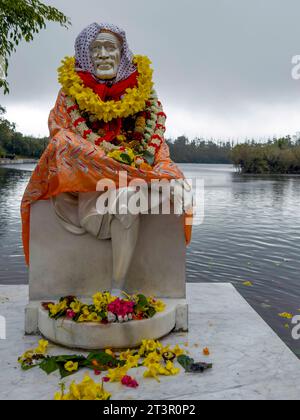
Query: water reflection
0 167 32 284
182 164 300 357
0 163 299 357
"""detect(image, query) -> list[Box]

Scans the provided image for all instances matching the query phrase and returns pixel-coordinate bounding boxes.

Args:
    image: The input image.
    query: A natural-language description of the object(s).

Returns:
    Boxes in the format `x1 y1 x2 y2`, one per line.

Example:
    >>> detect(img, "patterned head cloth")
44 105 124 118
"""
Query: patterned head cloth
75 22 137 84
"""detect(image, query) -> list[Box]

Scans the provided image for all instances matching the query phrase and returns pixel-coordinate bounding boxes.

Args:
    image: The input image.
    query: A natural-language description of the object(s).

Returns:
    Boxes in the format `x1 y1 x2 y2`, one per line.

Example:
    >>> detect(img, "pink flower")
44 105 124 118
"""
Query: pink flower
66 309 76 319
107 298 134 317
121 375 139 388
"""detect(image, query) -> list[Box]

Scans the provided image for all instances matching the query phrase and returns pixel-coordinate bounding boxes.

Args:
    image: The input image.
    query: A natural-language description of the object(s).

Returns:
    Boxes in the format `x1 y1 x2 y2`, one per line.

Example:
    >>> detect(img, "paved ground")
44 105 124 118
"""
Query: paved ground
0 283 299 400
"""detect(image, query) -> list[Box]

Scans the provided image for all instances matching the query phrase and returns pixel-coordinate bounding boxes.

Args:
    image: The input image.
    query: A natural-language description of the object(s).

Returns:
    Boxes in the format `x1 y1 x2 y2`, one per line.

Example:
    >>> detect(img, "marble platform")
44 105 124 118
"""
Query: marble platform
0 283 300 400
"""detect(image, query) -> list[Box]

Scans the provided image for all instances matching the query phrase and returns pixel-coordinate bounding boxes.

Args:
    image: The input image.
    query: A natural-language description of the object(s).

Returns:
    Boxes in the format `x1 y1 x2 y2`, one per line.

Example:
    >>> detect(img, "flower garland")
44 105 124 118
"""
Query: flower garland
43 291 166 324
64 93 167 168
58 55 153 123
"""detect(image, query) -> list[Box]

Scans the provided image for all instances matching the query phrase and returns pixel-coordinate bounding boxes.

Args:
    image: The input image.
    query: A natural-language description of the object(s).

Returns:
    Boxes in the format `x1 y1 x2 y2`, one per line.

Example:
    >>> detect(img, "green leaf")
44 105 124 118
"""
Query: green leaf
85 352 125 370
39 357 59 375
177 355 213 373
21 363 39 371
147 306 156 318
54 355 86 363
136 294 148 308
143 151 155 166
177 355 194 371
119 153 132 164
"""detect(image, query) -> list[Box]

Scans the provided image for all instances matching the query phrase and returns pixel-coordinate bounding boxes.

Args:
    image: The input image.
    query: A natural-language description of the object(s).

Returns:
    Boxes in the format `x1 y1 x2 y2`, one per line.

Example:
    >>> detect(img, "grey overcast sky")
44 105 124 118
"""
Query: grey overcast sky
1 0 300 140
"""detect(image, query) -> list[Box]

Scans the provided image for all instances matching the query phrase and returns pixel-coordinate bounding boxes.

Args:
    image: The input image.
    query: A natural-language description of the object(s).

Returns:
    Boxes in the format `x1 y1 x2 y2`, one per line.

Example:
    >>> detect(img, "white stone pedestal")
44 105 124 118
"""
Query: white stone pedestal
25 299 188 348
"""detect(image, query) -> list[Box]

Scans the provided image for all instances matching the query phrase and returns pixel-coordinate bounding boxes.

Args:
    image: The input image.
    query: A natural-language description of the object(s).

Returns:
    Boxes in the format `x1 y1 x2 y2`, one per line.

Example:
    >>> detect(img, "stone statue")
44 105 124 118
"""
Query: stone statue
22 22 192 341
49 23 192 292
22 23 191 298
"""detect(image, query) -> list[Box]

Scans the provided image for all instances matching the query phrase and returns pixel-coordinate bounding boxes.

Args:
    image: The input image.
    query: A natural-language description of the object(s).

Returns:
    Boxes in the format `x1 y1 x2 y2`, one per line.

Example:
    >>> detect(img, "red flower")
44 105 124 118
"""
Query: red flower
121 375 139 388
94 370 101 376
66 309 76 319
103 377 110 383
107 298 134 317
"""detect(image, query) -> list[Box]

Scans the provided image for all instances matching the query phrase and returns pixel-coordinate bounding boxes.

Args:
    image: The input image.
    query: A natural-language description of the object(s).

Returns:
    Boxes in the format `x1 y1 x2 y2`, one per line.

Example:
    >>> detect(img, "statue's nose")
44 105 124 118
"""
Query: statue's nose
100 46 109 58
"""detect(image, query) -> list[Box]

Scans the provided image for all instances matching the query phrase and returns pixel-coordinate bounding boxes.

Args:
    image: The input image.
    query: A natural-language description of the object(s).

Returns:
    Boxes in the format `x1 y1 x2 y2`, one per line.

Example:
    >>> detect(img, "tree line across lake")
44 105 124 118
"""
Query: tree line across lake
1 107 299 174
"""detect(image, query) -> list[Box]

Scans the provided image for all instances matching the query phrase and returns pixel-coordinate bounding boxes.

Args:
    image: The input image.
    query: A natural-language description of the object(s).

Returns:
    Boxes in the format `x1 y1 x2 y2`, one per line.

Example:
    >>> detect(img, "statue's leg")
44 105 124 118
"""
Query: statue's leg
111 214 140 291
52 193 86 235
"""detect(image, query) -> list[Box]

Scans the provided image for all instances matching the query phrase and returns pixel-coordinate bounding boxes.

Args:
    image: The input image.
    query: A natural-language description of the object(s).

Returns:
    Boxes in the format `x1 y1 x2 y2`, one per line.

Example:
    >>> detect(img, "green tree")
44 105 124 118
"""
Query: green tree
0 0 70 93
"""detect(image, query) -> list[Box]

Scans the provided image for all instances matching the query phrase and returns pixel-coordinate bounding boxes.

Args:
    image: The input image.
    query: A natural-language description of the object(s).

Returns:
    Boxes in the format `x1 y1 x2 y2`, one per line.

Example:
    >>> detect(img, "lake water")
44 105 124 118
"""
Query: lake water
0 163 299 357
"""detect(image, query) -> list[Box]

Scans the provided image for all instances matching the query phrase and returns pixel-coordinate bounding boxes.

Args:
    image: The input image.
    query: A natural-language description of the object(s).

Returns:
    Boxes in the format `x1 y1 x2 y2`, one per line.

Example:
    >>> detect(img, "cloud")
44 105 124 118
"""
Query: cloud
1 0 300 140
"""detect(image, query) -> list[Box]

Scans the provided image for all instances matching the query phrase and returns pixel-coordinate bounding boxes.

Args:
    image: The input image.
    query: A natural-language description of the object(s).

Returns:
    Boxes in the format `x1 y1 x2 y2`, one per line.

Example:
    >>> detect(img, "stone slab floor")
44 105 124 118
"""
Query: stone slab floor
0 283 299 400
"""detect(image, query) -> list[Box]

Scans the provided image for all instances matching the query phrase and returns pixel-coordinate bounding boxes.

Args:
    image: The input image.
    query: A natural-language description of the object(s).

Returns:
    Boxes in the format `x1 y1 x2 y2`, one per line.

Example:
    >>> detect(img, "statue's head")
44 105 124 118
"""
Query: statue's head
75 23 136 84
90 31 122 80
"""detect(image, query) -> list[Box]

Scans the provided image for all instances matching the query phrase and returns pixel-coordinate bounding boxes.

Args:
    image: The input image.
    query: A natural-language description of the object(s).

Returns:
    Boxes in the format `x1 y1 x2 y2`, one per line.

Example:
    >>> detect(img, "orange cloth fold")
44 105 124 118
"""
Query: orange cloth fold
21 90 192 265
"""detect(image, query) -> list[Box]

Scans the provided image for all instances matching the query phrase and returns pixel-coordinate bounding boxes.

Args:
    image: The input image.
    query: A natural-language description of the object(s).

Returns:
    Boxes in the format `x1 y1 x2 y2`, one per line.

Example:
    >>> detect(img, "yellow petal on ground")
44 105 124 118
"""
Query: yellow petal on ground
243 281 253 287
278 312 293 319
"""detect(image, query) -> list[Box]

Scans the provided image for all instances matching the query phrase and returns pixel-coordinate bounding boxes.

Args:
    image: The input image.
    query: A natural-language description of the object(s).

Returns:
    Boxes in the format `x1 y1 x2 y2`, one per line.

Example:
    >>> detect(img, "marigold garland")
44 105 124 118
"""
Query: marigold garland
58 55 154 123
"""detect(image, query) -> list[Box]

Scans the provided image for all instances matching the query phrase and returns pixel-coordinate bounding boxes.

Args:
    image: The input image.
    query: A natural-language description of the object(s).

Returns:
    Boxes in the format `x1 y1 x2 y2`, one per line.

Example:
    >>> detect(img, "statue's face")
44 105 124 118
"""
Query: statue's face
90 32 122 80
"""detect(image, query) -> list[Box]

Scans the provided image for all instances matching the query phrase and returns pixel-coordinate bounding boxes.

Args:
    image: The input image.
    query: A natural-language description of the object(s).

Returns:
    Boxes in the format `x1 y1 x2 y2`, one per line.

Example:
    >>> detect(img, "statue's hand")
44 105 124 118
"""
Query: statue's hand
171 179 194 215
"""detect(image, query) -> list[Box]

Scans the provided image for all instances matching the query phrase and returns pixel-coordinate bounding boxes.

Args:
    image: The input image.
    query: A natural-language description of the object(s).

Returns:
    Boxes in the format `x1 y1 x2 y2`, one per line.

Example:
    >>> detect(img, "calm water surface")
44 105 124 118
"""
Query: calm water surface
0 163 299 356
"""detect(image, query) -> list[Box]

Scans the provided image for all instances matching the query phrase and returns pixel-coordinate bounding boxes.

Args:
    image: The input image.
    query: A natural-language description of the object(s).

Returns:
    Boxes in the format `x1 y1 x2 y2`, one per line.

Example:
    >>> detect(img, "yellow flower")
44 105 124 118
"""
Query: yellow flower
139 339 162 356
171 344 185 358
69 382 81 399
77 314 89 323
278 312 293 319
105 349 115 357
143 351 162 367
18 350 35 363
106 366 129 383
55 375 111 400
160 361 180 376
143 363 161 382
70 300 81 314
48 303 59 316
148 297 166 313
125 354 140 369
48 300 68 316
35 339 49 355
87 312 102 322
64 361 79 372
243 281 253 287
107 148 136 164
159 344 171 354
119 349 133 361
54 392 69 400
93 291 116 311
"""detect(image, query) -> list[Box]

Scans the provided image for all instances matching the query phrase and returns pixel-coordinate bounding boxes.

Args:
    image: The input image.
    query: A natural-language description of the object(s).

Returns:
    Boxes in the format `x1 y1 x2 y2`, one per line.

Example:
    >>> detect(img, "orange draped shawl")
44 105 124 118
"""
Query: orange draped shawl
21 90 192 265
